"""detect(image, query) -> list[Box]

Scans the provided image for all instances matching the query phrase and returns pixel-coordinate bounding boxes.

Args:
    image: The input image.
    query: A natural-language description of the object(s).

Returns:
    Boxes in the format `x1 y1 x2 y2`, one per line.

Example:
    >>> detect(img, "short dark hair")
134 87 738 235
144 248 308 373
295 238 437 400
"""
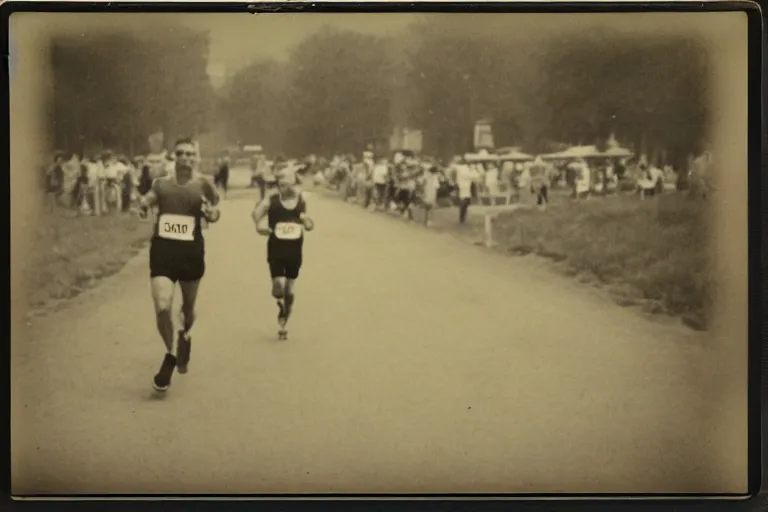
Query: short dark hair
174 137 195 148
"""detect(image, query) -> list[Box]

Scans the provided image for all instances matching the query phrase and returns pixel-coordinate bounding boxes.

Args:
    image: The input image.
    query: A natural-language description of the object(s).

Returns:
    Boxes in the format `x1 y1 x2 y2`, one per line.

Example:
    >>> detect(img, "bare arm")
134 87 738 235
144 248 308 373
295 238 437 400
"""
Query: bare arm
251 197 272 235
200 178 222 223
202 177 220 206
140 179 160 207
299 194 315 231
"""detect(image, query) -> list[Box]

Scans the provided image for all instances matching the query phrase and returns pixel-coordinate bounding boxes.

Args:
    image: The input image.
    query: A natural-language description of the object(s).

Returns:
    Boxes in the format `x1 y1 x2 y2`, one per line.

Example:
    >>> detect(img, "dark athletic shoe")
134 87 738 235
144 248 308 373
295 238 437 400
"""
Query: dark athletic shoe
176 331 191 374
153 353 177 392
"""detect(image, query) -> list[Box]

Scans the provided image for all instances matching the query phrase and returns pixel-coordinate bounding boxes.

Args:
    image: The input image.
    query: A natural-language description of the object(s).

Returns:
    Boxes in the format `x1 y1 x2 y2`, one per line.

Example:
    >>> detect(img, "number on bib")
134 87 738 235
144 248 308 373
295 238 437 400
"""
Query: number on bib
158 213 196 241
274 222 303 240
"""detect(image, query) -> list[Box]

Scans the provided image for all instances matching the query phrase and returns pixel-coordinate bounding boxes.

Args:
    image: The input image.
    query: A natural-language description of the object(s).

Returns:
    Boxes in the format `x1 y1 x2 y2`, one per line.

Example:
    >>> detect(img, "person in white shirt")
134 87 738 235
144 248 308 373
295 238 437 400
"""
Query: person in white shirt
575 159 591 199
484 162 500 196
102 154 119 181
395 156 420 221
421 163 441 227
371 158 389 210
529 158 551 209
86 156 103 184
649 165 664 193
454 157 480 224
636 163 665 199
360 152 375 208
100 151 127 211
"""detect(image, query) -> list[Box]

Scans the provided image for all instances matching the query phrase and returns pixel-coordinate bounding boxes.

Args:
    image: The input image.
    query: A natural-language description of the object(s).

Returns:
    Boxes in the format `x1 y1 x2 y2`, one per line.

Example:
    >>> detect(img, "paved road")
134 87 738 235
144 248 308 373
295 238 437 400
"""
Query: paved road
12 188 747 495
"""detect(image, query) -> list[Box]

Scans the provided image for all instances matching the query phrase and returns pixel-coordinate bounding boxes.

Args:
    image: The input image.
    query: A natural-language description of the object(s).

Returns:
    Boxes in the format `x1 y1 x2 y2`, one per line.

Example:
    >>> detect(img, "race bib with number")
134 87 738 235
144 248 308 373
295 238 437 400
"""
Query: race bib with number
274 222 303 241
158 213 196 241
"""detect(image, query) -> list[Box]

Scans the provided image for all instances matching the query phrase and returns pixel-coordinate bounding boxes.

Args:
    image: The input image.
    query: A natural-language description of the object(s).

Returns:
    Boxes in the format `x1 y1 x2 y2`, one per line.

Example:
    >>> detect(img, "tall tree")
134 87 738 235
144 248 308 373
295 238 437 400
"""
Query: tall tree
283 27 399 155
219 59 290 152
48 25 215 156
213 22 710 165
538 29 709 168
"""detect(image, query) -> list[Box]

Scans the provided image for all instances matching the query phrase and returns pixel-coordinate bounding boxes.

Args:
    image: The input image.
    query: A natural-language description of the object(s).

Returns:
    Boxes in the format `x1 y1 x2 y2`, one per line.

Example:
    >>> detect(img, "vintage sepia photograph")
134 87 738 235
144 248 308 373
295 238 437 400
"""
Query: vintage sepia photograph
9 7 751 497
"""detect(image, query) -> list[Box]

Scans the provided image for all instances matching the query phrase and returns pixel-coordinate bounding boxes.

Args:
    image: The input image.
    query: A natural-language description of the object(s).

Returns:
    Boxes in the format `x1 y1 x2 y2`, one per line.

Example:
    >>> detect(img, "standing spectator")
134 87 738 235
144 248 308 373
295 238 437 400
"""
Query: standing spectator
71 158 90 209
614 158 627 182
120 158 133 212
360 151 375 208
101 151 125 212
574 158 592 200
455 156 480 224
138 163 153 196
251 154 264 195
45 153 65 212
650 164 665 195
80 155 102 214
371 158 389 210
216 155 230 199
529 157 551 210
421 163 441 227
469 162 482 200
484 161 500 197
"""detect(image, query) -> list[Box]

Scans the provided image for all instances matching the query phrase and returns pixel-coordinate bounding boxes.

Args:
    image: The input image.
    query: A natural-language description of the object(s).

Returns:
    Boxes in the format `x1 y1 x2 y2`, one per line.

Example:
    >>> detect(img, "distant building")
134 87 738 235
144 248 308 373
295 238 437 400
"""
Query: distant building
389 126 423 153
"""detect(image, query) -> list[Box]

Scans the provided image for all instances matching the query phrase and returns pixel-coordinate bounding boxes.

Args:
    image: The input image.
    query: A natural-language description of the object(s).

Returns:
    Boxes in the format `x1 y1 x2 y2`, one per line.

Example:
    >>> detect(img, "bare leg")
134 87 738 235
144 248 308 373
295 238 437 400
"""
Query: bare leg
176 279 200 373
150 276 178 391
151 277 176 353
284 279 297 323
178 279 201 335
271 277 286 324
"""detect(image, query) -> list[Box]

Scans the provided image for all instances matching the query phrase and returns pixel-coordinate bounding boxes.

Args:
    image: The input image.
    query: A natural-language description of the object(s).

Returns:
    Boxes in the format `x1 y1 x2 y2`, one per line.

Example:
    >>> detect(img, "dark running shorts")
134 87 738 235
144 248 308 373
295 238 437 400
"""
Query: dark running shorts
268 258 302 280
149 239 206 283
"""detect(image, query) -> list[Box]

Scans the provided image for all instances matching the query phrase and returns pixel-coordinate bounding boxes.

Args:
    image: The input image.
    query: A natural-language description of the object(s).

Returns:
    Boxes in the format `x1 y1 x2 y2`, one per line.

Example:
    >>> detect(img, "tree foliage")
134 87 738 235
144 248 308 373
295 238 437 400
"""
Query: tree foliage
52 22 710 165
49 26 214 156
220 22 710 163
220 28 400 156
538 29 709 169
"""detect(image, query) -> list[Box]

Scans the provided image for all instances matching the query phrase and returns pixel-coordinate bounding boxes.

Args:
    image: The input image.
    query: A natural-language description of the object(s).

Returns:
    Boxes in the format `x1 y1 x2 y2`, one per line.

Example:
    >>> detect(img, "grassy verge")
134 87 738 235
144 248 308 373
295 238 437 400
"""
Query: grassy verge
307 182 711 330
27 212 152 312
481 194 711 330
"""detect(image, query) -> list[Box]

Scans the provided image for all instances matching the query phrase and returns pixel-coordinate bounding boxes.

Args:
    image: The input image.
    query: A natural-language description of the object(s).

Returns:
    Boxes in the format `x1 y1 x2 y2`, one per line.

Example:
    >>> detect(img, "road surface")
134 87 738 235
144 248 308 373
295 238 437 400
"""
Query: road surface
12 184 747 495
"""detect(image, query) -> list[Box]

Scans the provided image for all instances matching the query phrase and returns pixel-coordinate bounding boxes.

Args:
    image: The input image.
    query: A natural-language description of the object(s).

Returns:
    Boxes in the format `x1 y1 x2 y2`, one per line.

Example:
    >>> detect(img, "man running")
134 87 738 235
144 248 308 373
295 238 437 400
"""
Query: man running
251 171 314 340
139 138 221 393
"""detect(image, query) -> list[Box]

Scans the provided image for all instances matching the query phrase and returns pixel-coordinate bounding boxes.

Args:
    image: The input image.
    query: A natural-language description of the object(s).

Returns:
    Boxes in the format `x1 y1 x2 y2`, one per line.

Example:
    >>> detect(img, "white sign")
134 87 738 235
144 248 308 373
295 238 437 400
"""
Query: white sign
473 121 495 150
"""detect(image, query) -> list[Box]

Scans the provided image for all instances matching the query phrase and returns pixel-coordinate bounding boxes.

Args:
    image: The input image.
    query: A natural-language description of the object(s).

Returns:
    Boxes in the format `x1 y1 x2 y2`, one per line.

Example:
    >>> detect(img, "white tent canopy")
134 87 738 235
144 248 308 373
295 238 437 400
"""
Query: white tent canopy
540 143 633 161
497 149 535 162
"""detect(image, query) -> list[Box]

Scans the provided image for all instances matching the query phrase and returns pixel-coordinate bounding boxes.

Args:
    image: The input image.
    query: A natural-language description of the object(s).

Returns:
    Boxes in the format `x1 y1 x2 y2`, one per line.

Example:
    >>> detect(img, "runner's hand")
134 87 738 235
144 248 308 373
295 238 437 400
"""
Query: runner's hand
256 225 272 237
300 213 315 231
138 196 149 219
201 196 220 222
